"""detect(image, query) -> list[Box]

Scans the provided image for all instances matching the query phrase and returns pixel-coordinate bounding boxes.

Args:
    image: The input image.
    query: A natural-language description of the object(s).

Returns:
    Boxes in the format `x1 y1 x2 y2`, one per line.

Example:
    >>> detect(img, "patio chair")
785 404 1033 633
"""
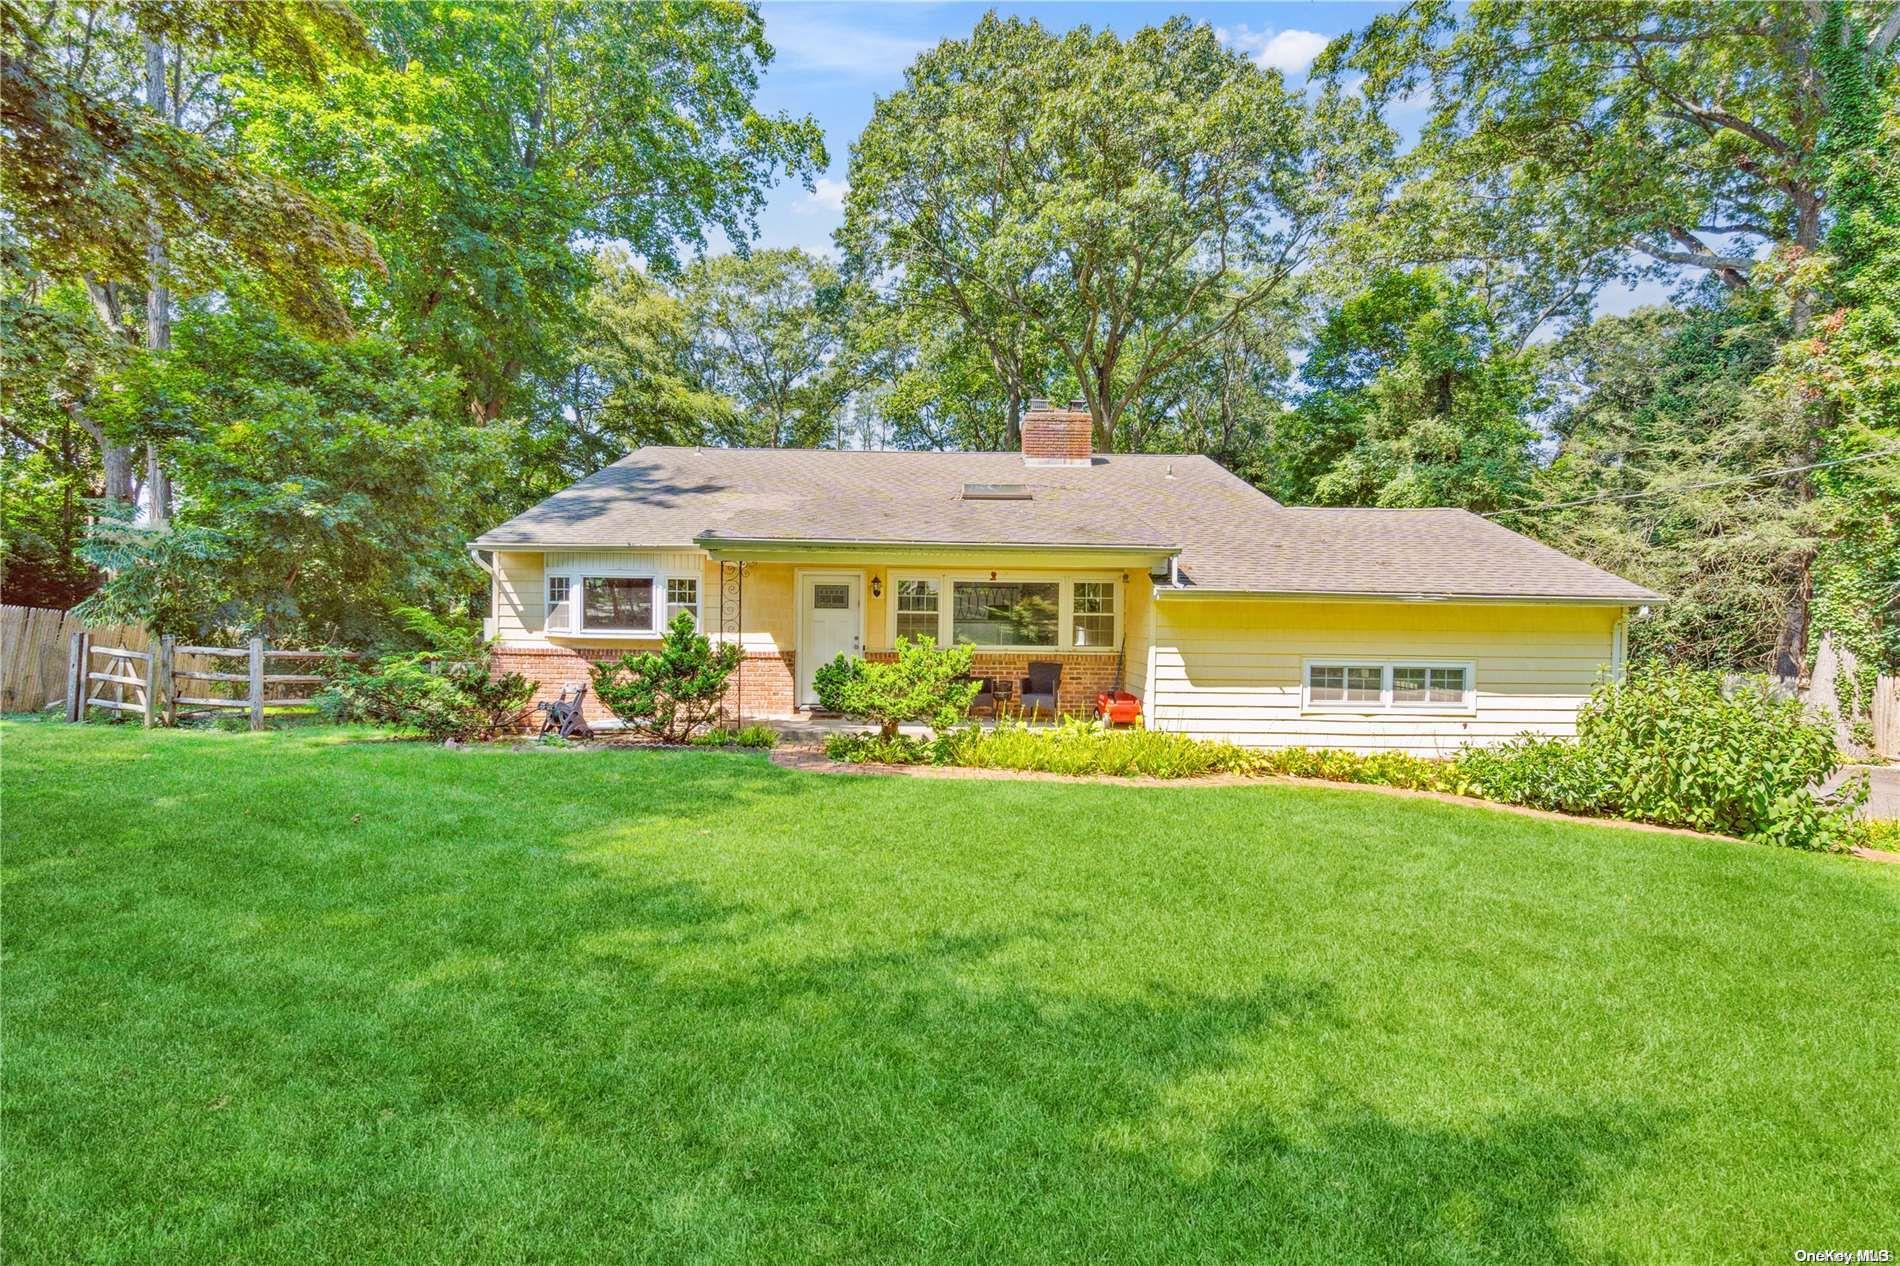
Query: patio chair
966 675 1014 718
1019 661 1061 721
536 682 594 740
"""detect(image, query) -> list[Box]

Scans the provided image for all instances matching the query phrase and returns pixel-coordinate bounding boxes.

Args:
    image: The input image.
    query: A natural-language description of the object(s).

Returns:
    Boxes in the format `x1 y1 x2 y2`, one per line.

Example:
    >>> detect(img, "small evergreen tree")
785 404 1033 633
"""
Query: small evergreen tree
591 613 743 742
814 636 979 739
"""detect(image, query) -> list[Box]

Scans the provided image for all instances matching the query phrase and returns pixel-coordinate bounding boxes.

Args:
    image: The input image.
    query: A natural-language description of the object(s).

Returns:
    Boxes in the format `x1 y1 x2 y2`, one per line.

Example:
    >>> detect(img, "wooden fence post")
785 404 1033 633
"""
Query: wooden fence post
160 636 176 727
142 640 159 727
65 631 84 722
248 636 265 731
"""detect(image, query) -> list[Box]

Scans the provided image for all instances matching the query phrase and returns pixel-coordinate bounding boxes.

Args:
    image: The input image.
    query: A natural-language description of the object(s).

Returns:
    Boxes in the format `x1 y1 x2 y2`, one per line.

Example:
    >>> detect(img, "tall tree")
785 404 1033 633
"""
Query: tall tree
1321 0 1900 672
676 249 852 449
1277 269 1537 510
1526 302 1809 670
518 248 737 495
236 0 826 426
2 0 385 511
844 14 1378 450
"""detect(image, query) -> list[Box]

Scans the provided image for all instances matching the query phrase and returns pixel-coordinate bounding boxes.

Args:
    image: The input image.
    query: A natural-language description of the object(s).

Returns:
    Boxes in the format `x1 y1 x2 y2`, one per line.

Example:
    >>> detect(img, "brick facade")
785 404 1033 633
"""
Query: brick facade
492 644 795 730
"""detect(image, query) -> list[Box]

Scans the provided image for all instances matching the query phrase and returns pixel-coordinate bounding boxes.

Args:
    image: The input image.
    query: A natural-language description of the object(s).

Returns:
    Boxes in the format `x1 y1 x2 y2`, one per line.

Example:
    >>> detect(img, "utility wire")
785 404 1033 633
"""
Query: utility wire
1482 447 1900 518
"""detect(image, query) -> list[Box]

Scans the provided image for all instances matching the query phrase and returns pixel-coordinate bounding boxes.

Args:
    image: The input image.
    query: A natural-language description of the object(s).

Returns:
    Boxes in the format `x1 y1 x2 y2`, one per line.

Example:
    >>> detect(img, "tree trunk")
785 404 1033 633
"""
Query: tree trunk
79 280 138 511
1772 547 1814 682
1003 381 1021 451
142 35 172 526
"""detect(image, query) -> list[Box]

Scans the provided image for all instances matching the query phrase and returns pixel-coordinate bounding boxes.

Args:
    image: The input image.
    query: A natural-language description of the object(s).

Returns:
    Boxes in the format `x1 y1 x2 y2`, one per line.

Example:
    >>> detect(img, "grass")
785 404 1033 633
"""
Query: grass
4 719 1897 1264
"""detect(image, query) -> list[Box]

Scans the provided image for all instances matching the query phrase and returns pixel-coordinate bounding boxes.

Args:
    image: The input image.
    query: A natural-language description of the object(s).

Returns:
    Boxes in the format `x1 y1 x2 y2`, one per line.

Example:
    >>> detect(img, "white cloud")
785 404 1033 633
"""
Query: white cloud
1216 24 1333 75
797 176 849 214
764 7 929 77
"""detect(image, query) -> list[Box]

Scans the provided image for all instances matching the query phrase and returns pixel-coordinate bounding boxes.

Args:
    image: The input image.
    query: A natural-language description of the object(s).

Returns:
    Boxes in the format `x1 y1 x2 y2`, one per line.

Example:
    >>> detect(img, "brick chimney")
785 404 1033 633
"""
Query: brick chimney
1022 398 1093 466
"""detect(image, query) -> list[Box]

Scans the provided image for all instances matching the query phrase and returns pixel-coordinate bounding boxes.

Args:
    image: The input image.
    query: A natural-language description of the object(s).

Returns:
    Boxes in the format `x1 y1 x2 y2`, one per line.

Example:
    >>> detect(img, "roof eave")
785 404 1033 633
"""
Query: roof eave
1155 586 1664 606
696 532 1180 554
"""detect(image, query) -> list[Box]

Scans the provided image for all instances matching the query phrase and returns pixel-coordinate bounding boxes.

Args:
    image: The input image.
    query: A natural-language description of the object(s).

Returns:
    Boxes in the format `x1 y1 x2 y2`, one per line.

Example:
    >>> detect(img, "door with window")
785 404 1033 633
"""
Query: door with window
798 574 861 707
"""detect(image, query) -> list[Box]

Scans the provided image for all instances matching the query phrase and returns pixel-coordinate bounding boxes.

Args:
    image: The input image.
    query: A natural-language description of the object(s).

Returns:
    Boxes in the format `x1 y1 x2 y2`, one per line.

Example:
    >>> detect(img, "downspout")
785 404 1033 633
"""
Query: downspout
468 547 496 641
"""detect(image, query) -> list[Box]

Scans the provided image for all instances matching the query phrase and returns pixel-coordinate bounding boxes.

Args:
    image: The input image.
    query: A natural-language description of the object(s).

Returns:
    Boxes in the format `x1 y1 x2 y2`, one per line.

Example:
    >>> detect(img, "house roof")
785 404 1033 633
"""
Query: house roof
474 446 1663 604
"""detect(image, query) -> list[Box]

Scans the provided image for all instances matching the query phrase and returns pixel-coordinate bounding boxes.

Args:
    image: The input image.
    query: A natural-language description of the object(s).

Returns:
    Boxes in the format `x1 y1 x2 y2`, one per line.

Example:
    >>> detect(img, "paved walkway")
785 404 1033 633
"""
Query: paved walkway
1859 765 1900 820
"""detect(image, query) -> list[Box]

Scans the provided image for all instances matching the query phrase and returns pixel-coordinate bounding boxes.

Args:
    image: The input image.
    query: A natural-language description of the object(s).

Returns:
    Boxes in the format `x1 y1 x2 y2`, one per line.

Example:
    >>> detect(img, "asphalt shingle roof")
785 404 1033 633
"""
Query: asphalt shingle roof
475 446 1662 604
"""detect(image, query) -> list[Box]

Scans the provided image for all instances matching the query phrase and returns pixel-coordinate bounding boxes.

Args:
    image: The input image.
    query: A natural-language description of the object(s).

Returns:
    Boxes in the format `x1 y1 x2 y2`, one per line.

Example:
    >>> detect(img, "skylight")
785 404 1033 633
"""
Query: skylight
962 483 1033 500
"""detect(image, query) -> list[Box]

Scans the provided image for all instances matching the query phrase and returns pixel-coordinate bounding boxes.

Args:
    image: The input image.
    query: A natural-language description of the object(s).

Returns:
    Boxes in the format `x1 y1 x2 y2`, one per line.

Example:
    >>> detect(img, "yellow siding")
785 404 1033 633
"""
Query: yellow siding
492 551 543 641
1148 598 1624 756
732 562 796 654
1122 577 1153 695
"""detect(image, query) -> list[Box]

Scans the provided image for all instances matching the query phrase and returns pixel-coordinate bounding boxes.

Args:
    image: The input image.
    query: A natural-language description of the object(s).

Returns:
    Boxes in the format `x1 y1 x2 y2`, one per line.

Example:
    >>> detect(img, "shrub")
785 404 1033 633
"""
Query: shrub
814 636 979 738
824 732 934 764
1583 662 1860 846
690 724 779 749
943 717 1251 778
1250 746 1457 792
1455 737 1614 814
317 608 533 742
590 613 743 743
1456 662 1862 849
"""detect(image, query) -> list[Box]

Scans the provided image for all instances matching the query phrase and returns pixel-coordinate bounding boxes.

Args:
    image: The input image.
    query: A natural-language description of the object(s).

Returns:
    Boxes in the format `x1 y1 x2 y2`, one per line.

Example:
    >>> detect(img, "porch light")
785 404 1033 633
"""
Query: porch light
871 575 882 599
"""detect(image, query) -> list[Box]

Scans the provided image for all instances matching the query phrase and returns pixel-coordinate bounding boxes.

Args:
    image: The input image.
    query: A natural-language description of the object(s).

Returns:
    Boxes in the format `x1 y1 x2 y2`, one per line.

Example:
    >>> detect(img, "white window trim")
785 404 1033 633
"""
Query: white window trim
663 575 702 631
545 575 572 633
886 570 1121 653
539 570 705 638
1300 658 1477 716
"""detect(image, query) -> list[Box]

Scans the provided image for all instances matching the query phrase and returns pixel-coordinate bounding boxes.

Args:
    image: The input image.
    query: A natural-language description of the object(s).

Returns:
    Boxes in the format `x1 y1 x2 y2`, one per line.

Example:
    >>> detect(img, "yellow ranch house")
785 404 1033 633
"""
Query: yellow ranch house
470 402 1662 755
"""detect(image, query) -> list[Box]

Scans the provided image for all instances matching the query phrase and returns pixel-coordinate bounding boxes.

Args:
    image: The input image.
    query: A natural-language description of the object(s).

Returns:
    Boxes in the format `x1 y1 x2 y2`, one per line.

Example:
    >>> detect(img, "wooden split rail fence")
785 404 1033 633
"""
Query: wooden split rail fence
63 634 355 730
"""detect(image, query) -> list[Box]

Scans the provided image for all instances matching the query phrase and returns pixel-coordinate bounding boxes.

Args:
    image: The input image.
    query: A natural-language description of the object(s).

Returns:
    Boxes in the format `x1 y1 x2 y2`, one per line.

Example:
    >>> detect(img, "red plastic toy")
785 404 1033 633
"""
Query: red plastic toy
1094 690 1142 726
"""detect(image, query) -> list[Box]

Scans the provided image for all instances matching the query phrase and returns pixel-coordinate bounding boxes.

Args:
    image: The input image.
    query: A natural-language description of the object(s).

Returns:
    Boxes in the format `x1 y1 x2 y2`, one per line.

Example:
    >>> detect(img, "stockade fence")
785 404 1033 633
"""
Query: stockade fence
62 633 356 729
1875 674 1900 761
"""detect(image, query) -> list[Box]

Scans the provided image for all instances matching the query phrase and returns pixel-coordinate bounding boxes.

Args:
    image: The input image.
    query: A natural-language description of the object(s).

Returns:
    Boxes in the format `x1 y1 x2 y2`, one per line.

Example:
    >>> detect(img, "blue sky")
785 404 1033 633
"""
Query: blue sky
726 1 1671 317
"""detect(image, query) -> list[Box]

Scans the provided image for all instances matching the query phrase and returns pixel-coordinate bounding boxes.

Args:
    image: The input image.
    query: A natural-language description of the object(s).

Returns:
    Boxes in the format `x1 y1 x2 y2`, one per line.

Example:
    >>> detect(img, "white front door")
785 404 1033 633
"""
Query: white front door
798 573 861 707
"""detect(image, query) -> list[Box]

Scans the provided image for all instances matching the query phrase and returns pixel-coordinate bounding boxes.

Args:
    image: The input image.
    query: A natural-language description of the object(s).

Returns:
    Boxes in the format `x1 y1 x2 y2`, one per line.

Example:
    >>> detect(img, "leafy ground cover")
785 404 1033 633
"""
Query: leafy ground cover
5 719 1897 1263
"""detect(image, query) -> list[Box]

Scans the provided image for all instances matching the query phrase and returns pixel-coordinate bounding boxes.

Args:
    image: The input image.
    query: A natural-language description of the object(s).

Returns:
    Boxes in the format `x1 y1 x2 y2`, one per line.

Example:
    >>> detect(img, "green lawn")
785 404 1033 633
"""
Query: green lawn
5 720 1897 1264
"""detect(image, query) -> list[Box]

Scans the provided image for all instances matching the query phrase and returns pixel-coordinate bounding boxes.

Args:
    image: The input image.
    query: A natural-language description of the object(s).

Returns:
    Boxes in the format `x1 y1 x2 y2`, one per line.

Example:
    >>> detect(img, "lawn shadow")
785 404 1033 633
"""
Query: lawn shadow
429 864 1666 1264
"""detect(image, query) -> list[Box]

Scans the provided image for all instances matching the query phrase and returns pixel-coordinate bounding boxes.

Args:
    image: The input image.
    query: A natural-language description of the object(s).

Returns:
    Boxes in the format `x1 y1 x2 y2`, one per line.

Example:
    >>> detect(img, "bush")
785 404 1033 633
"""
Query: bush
590 613 743 742
1456 662 1862 849
690 724 779 749
317 608 533 742
824 732 934 764
814 636 979 738
1455 737 1614 814
942 717 1252 778
1249 746 1457 792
